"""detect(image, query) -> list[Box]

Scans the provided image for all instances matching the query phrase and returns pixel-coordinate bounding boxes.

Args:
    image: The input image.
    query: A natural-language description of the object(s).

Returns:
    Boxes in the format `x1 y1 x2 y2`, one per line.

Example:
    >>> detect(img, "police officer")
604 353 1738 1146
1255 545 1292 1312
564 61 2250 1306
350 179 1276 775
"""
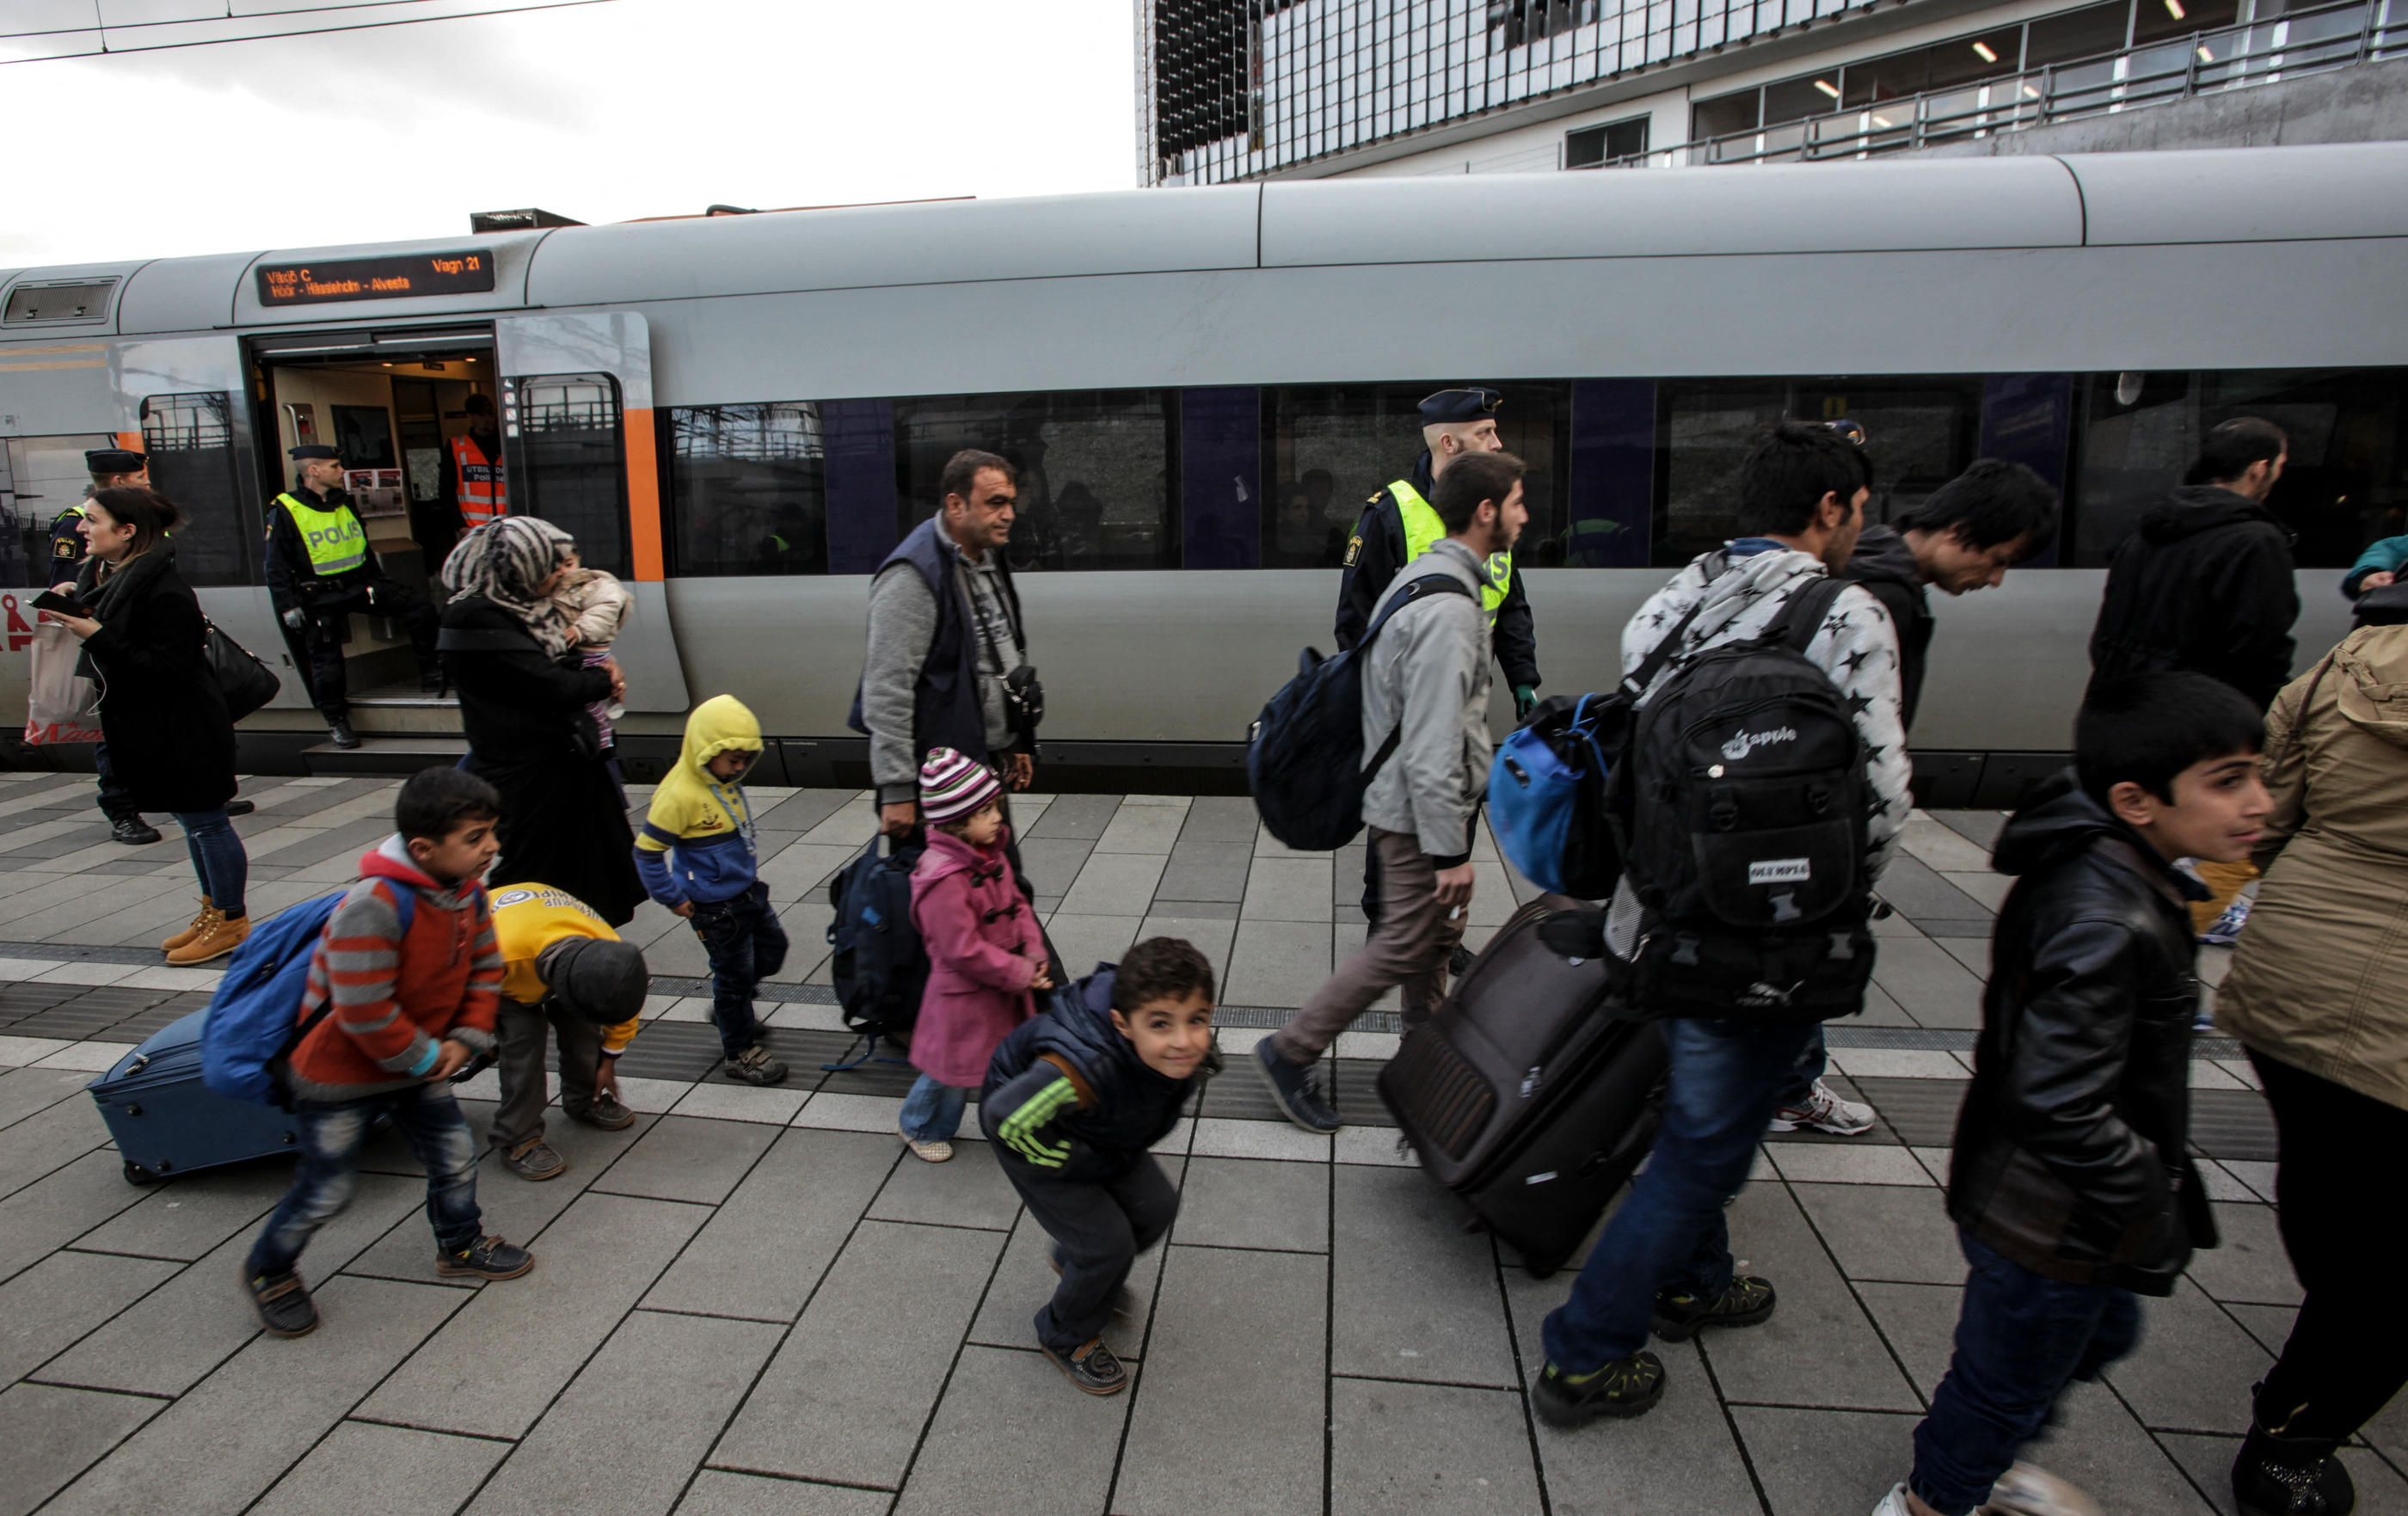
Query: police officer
1335 387 1542 715
266 444 440 750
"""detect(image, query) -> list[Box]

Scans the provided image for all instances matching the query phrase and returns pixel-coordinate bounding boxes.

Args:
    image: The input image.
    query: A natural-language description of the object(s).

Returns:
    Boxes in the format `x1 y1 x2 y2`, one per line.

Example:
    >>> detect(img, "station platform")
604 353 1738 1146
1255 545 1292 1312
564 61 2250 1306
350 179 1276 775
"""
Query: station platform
0 770 2386 1516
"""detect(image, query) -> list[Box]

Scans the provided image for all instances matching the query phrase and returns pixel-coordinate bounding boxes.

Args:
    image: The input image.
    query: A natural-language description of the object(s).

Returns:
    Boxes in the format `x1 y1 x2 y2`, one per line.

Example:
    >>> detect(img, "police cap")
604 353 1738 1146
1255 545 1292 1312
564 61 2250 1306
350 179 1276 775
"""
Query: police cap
84 448 147 474
289 444 341 461
1418 387 1504 426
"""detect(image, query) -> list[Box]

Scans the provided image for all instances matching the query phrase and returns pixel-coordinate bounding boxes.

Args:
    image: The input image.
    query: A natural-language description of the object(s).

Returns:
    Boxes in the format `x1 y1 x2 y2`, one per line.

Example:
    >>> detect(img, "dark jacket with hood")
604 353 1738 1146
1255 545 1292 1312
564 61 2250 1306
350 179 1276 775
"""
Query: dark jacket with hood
1843 524 1934 731
2089 484 2299 712
73 548 238 813
980 965 1195 1182
1946 771 2218 1295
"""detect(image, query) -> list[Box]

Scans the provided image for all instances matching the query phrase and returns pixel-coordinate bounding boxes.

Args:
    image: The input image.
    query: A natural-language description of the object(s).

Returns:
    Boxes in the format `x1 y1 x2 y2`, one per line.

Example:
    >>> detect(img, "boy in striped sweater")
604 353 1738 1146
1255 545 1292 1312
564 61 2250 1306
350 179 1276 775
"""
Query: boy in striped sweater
243 767 536 1339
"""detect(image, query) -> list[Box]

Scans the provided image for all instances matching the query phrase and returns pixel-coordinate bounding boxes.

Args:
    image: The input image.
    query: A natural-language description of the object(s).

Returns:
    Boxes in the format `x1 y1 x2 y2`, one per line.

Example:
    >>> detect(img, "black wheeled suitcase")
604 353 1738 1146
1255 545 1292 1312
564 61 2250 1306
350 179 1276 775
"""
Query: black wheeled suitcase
1376 893 1668 1278
87 1008 305 1185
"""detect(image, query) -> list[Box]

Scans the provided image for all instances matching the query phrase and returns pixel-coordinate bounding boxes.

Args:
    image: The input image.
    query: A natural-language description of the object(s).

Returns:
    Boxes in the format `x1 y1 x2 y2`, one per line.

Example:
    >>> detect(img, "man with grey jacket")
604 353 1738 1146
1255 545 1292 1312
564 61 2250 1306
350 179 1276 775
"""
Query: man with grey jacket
1254 451 1528 1134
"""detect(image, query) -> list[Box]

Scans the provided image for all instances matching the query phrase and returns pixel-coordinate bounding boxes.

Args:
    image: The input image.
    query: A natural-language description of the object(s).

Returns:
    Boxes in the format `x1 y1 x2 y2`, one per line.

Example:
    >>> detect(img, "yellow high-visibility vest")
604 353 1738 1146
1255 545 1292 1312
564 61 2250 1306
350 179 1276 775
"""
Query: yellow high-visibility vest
1389 478 1511 615
275 492 368 576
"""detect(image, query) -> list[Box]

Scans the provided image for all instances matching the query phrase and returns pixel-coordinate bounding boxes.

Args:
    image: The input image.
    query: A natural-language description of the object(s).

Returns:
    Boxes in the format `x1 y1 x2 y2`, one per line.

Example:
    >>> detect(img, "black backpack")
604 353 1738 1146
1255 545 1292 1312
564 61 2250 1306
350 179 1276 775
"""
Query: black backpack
826 832 929 1060
1248 572 1475 851
1607 572 1877 1023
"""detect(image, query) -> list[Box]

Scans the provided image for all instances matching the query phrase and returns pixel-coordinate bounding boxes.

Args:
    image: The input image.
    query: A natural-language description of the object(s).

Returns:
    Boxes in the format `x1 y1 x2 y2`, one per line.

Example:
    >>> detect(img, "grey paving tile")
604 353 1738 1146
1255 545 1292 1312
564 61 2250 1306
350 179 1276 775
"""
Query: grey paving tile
713 1218 1004 1488
2104 1277 2273 1433
1330 1163 1517 1388
0 1062 96 1128
2184 1200 2302 1307
2218 1298 2296 1358
1220 919 1334 1010
645 1127 896 1323
678 1471 894 1516
1729 1403 1920 1516
589 1114 779 1206
1853 1279 1963 1400
1026 794 1119 841
0 1249 178 1385
1177 797 1260 844
0 1383 163 1516
250 1421 511 1516
1176 1154 1327 1253
1013 838 1095 902
1708 1181 1923 1411
469 1309 777 1516
41 1276 464 1516
1869 936 1986 1029
868 1135 1023 1232
1152 840 1253 904
1992 1377 2222 1514
893 1344 1130 1516
1115 1245 1326 1516
1329 1377 1542 1516
1518 1327 1764 1516
1852 983 1920 1028
1093 803 1187 854
1242 855 1334 923
1058 852 1167 918
1876 853 1997 924
0 1149 149 1281
1790 1181 1964 1285
357 1192 710 1439
71 1161 295 1261
2164 1431 2408 1516
41 1171 426 1396
1044 913 1142 980
0 1091 114 1202
965 1194 1176 1361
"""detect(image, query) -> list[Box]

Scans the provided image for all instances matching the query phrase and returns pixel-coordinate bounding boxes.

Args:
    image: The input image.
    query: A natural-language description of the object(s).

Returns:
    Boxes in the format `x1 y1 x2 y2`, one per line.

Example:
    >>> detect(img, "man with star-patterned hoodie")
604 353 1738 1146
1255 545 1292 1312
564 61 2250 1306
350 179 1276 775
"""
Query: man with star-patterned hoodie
1530 420 1911 1431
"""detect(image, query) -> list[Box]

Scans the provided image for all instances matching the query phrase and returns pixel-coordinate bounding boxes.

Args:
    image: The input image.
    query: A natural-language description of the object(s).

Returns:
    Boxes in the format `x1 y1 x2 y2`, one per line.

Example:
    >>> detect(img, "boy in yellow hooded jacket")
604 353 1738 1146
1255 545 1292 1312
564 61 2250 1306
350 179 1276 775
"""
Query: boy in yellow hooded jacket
634 695 790 1087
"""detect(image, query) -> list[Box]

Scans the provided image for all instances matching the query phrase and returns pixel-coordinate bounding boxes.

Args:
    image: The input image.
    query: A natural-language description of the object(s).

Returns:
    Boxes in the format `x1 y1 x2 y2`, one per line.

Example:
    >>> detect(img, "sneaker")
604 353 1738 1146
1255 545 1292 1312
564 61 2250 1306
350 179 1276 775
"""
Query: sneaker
898 1121 954 1163
1531 1351 1667 1427
110 814 162 845
436 1235 534 1280
1651 1274 1778 1340
243 1265 319 1337
1987 1462 2104 1516
725 1045 788 1086
2201 894 2252 947
500 1139 566 1181
1870 1484 1914 1516
575 1092 636 1131
224 799 255 818
1769 1079 1877 1136
166 911 249 967
1048 1246 1140 1320
328 720 361 750
162 895 213 953
2232 1424 2356 1516
1041 1335 1128 1396
1251 1035 1340 1133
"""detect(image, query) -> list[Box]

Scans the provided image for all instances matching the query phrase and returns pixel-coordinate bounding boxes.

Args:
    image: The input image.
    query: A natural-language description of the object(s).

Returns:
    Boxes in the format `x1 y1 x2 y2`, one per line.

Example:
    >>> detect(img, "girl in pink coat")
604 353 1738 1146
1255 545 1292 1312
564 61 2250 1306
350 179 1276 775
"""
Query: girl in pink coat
900 748 1054 1162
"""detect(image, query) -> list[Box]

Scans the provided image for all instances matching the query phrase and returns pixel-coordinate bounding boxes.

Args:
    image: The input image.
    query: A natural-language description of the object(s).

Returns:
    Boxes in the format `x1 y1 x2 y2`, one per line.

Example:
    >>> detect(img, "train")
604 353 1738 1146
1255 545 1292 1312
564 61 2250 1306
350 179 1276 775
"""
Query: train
2 141 2400 802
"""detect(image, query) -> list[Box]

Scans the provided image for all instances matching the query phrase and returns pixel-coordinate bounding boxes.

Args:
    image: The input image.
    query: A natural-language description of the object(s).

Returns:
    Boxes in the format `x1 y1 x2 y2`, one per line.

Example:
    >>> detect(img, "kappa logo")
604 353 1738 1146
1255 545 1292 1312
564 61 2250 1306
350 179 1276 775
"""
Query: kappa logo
1720 726 1798 763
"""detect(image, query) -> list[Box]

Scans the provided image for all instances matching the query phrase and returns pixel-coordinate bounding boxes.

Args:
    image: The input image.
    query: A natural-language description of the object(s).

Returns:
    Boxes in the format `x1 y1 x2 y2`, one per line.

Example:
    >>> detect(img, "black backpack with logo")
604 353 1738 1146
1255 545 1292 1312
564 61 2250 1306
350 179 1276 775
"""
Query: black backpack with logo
1606 572 1876 1023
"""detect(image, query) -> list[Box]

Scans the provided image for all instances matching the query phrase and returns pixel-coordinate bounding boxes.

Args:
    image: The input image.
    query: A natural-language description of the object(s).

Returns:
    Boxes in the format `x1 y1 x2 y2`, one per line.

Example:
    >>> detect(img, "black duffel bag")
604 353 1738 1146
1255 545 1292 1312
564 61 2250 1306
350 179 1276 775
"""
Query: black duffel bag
204 619 280 721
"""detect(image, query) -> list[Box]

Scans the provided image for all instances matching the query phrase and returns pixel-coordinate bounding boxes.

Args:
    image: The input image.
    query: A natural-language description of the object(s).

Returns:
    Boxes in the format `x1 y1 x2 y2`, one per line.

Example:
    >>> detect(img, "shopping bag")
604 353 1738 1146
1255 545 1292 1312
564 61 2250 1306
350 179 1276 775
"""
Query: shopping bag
24 619 102 745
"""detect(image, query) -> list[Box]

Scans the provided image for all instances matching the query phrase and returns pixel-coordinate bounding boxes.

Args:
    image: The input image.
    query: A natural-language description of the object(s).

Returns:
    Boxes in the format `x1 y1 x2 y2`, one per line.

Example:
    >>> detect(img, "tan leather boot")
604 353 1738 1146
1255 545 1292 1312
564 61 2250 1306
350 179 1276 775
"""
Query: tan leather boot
161 897 213 954
167 910 247 967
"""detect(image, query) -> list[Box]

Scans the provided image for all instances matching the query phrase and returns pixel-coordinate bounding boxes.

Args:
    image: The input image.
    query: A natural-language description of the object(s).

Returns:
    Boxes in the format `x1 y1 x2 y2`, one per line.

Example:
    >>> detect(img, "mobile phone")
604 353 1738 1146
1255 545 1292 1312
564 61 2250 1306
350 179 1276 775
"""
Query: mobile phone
33 590 92 619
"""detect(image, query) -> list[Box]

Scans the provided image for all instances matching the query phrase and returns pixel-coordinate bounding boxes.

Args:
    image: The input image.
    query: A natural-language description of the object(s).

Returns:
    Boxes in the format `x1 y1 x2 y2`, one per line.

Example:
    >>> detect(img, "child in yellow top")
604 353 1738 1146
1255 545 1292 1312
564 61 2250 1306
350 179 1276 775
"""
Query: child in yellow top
485 881 650 1181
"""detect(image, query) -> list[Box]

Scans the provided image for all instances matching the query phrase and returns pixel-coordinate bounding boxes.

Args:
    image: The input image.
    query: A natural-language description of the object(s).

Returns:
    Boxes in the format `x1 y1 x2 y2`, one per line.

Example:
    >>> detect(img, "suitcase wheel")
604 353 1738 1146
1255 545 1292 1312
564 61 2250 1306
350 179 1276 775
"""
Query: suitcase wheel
123 1160 160 1186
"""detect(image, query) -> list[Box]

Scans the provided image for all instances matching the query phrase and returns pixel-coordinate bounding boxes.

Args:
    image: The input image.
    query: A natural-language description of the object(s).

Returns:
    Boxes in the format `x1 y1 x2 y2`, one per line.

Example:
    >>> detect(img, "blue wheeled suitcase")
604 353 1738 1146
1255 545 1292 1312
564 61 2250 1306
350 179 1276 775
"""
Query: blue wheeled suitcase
89 1010 306 1185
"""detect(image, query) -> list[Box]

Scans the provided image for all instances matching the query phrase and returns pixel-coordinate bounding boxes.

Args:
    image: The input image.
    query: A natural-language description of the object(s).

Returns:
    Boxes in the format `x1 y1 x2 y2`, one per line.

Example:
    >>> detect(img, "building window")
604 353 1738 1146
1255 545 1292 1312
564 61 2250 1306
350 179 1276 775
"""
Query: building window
1566 114 1651 168
666 402 827 577
892 390 1175 570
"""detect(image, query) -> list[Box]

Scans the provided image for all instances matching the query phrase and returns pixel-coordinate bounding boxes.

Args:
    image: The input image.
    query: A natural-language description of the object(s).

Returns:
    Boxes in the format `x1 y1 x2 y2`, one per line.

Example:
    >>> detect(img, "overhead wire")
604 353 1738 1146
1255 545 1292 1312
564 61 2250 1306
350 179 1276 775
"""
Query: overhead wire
0 0 616 63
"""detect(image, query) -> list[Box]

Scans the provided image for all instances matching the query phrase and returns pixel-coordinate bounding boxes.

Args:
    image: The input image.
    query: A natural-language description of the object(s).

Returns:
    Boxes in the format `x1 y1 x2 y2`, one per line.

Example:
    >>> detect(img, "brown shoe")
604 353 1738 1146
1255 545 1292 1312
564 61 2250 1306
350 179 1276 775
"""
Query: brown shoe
162 896 213 953
167 911 249 967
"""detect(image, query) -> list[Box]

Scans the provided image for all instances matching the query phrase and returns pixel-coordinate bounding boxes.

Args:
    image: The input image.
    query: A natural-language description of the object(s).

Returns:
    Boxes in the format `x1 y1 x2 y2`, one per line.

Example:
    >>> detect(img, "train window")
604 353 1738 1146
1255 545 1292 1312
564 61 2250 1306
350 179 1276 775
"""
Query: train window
1791 379 1983 524
892 390 1174 571
505 371 630 580
1656 381 1789 565
2202 368 2408 568
3 433 113 587
138 393 250 587
2071 371 2197 565
666 402 828 577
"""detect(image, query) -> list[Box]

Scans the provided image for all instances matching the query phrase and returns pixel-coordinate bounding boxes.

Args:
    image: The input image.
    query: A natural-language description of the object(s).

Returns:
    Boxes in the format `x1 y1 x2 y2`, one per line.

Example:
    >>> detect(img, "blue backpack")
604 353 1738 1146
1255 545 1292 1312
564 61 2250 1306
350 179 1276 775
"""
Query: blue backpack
1247 573 1473 852
200 883 415 1106
826 832 929 1054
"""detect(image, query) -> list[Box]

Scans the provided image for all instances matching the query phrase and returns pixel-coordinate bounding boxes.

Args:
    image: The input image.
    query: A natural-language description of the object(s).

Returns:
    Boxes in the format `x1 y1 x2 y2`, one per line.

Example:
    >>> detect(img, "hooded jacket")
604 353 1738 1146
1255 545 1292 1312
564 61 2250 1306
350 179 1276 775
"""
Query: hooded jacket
635 695 763 907
1358 537 1495 866
2089 484 2299 712
2217 624 2408 1111
907 824 1044 1086
980 965 1195 1181
2343 532 2408 600
1946 773 2216 1295
1842 525 1935 732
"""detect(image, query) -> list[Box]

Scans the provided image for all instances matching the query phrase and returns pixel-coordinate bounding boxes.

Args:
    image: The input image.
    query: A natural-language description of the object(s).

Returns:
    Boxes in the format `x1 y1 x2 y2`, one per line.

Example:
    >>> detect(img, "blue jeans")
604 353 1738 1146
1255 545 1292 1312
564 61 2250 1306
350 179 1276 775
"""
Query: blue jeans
900 1072 969 1142
172 807 247 918
1909 1231 2142 1515
1541 1018 1817 1371
1772 1026 1828 1110
247 1081 483 1280
691 882 787 1059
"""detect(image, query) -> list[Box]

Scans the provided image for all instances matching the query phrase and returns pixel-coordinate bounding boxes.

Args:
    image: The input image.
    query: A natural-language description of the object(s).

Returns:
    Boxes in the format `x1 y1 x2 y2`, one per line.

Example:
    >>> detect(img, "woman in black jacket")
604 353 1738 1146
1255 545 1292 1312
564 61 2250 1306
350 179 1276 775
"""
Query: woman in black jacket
437 518 642 924
57 488 251 964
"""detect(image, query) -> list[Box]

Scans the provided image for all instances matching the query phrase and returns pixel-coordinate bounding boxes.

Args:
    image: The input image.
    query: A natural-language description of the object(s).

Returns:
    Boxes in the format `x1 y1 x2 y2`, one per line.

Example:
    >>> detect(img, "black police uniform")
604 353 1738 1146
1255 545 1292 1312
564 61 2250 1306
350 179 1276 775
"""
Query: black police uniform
265 457 440 725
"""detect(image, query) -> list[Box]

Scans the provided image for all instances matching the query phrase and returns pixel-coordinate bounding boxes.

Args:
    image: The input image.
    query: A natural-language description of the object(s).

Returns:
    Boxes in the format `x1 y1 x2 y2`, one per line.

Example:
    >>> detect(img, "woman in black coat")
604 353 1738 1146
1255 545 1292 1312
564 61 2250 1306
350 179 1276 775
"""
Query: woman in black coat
437 518 642 924
58 488 251 963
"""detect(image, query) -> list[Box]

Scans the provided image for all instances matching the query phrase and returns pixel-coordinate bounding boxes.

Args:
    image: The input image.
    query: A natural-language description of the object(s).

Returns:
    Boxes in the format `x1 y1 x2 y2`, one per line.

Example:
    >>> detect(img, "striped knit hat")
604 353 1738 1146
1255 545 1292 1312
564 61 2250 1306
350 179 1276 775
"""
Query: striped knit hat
918 747 1001 826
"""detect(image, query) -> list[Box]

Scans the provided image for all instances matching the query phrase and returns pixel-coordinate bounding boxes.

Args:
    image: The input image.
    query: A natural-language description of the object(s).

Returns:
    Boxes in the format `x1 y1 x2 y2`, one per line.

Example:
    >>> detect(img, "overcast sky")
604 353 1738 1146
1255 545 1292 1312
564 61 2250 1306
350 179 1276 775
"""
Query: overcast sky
3 0 1138 268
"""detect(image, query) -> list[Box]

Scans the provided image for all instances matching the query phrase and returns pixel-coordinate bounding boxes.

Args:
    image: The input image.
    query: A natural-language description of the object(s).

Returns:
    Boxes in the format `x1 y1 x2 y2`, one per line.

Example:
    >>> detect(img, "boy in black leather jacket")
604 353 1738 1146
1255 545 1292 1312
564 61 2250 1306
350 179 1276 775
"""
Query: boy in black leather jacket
981 937 1217 1396
1875 672 2271 1516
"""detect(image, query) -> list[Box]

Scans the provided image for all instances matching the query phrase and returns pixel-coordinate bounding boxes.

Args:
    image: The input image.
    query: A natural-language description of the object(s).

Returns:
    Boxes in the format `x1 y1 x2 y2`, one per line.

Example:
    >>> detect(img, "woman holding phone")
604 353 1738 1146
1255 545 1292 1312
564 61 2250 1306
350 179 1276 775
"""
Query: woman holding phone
52 488 250 964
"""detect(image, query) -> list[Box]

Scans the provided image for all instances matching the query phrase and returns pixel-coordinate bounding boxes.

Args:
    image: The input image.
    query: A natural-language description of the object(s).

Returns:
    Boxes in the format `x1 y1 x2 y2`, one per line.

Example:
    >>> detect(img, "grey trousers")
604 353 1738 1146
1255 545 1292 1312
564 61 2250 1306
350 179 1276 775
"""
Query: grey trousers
1274 826 1465 1063
488 998 602 1154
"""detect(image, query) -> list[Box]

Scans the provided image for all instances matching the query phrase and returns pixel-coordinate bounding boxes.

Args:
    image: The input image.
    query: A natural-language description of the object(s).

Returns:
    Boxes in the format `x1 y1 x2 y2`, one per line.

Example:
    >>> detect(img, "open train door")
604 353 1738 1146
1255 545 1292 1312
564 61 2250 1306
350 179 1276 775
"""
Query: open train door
494 311 687 715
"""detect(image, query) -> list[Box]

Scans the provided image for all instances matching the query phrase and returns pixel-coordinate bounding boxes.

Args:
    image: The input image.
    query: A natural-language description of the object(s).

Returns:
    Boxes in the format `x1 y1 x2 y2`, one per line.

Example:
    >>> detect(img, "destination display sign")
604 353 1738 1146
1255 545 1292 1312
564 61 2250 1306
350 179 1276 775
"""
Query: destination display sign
255 251 495 305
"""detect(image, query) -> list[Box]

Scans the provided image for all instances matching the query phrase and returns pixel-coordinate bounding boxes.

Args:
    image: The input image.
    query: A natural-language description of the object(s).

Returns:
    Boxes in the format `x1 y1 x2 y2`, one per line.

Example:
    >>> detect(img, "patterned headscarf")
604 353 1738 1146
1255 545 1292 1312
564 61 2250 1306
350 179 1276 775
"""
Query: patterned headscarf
440 517 577 657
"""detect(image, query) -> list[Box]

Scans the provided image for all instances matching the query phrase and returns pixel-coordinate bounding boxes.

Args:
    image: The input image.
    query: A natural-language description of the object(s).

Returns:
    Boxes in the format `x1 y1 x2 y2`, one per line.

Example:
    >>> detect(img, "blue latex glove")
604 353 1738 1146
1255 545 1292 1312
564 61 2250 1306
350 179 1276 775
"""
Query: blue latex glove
1513 684 1539 720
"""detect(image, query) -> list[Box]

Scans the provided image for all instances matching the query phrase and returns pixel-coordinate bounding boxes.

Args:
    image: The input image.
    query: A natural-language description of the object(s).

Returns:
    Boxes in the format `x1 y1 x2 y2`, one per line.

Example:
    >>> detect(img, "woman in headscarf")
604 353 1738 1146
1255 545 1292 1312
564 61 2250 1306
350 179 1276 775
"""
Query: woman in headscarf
438 519 642 924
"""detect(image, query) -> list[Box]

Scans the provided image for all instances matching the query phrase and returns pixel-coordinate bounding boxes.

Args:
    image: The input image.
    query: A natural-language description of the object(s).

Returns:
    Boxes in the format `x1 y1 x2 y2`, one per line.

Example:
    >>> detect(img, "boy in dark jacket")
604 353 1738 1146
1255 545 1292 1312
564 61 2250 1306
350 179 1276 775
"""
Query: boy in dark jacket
1872 672 2270 1516
981 936 1216 1396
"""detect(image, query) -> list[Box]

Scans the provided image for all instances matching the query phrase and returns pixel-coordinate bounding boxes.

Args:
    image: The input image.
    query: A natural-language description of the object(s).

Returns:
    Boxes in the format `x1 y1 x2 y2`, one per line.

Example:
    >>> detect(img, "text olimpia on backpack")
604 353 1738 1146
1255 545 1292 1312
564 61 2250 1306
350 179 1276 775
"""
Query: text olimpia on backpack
1607 574 1877 1022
